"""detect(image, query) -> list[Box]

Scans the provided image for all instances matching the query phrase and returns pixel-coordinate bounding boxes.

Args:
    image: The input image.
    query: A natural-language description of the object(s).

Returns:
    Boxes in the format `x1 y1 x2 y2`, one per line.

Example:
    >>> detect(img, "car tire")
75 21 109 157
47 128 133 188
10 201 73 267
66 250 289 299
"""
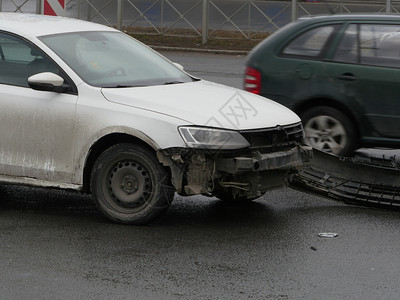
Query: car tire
300 106 358 156
90 143 174 225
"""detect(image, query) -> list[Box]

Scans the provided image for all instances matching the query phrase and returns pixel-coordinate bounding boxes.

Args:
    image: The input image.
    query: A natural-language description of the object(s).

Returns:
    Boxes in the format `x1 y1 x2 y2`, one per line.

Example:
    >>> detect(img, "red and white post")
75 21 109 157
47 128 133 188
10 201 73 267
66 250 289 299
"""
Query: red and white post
42 0 66 16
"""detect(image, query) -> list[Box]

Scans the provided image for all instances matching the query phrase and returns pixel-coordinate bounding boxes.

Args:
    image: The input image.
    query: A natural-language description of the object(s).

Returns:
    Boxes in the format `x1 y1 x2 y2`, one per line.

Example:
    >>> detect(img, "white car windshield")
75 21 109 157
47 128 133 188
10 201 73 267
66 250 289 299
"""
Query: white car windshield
40 31 193 88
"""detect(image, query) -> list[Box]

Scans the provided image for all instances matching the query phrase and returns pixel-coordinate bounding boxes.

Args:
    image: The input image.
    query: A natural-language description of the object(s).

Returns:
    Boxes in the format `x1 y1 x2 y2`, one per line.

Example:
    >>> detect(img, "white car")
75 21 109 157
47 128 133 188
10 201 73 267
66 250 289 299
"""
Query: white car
0 13 312 224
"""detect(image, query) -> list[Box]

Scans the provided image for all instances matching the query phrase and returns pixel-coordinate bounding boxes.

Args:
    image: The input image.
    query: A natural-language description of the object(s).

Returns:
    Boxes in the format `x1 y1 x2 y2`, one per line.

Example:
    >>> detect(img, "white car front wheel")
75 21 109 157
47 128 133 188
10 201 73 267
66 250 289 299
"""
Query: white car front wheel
90 143 174 224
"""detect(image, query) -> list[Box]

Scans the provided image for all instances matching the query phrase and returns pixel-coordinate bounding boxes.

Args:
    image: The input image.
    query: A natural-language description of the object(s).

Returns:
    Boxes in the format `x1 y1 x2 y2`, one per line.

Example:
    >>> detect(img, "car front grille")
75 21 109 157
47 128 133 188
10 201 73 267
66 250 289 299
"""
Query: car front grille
240 122 304 151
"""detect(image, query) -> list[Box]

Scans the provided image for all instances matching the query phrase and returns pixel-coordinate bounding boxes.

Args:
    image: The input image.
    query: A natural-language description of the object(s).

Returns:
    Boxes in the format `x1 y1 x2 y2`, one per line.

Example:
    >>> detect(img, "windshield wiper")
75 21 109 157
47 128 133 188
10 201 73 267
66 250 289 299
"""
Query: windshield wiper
106 81 184 88
164 81 184 85
112 85 132 88
107 84 143 88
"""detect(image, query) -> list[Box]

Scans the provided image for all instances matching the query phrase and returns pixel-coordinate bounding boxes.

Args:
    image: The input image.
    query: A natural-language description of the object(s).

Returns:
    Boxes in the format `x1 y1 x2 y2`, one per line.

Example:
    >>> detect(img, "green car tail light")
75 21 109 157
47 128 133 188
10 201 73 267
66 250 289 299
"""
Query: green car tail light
244 66 261 95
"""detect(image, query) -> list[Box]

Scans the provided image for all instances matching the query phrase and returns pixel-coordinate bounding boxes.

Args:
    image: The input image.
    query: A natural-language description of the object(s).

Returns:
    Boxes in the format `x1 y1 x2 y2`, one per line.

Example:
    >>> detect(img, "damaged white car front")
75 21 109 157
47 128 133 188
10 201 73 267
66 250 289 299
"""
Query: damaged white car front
159 122 312 201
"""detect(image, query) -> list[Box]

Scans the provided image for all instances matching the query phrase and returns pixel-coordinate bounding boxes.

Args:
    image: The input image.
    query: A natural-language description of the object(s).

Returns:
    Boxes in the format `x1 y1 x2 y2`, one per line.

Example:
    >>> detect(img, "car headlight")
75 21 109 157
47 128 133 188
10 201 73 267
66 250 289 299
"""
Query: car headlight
178 126 250 150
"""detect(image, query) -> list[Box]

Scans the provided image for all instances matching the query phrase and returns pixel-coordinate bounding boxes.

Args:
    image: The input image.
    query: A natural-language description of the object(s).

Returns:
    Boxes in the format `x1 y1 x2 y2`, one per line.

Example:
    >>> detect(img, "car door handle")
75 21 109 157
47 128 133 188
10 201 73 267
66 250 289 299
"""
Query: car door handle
337 73 356 81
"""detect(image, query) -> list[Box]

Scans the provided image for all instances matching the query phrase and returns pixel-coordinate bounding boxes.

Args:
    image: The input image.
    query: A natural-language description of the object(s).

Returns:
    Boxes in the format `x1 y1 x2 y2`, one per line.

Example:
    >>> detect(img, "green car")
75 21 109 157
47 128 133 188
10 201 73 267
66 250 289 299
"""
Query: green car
245 14 400 156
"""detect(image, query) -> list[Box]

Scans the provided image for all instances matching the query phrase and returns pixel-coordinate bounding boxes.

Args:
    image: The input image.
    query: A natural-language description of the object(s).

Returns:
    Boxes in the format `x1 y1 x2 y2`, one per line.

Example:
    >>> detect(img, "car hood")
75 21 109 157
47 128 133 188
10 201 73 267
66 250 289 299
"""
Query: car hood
101 80 300 130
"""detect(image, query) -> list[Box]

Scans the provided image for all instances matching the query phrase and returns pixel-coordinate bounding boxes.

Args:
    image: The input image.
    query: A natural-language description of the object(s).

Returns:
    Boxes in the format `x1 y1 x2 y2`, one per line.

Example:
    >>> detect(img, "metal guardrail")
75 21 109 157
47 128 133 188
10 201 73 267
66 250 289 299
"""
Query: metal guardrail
1 0 400 42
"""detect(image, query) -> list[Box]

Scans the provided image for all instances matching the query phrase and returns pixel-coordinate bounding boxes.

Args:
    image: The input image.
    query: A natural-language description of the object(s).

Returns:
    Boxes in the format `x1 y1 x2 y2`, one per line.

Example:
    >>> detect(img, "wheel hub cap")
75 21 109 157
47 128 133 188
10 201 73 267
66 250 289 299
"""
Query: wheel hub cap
121 175 138 194
108 161 152 208
304 115 347 155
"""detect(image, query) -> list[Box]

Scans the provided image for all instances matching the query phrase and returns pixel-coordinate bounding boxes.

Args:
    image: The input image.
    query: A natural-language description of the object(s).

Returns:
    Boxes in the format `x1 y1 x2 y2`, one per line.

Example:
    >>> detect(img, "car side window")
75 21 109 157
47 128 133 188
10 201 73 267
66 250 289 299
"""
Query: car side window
0 33 59 87
333 24 358 63
360 24 400 68
335 24 400 68
282 25 335 57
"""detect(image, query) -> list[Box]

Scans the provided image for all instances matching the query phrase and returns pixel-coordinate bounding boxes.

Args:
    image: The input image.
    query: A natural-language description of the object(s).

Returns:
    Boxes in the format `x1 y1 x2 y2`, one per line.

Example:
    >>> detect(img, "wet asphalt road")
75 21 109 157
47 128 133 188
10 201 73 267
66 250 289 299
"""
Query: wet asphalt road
1 51 400 299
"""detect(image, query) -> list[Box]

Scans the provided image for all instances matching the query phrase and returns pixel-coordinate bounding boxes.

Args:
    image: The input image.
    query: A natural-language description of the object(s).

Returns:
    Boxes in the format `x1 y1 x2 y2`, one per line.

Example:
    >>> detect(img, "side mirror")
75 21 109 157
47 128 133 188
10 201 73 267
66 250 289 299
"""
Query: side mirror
28 72 64 92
